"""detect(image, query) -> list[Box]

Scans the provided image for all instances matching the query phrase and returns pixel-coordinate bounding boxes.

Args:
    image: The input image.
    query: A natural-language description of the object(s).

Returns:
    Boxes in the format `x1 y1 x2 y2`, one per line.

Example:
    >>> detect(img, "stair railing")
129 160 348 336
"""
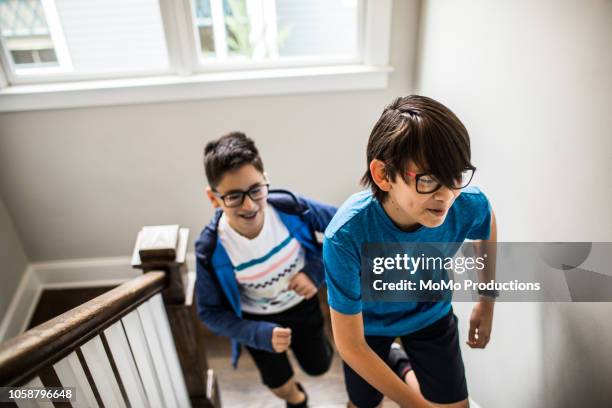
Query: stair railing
0 225 220 408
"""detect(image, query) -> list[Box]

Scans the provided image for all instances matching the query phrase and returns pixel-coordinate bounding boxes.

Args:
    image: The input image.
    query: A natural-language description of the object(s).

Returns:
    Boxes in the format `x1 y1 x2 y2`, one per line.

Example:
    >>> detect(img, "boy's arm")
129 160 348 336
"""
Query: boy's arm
195 260 279 352
295 196 337 288
467 208 497 349
298 255 324 288
297 195 337 233
331 309 434 408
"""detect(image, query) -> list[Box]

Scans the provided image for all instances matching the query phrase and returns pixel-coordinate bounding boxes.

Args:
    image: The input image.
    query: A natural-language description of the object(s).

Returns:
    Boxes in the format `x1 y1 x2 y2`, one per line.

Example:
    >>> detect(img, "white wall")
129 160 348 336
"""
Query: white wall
0 197 28 319
417 0 612 407
0 0 421 261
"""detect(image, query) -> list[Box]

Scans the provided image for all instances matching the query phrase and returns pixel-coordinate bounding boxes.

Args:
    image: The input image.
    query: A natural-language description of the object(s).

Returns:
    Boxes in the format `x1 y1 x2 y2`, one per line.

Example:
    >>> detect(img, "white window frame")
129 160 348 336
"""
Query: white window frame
185 0 363 71
1 0 174 84
0 0 73 80
0 0 393 112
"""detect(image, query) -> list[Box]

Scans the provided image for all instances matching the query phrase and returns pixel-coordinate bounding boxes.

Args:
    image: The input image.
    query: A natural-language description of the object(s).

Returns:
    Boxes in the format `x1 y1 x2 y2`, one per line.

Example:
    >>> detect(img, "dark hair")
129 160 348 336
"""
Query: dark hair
361 95 475 202
203 131 264 189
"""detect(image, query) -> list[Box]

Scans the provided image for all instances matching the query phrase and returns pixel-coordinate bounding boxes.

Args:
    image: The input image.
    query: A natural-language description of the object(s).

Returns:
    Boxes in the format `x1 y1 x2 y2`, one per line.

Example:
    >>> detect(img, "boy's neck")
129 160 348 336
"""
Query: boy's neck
381 199 422 232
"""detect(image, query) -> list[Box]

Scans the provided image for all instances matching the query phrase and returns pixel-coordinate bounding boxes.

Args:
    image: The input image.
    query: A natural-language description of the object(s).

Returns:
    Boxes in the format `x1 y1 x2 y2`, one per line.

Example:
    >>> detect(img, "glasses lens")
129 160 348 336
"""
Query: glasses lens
224 192 244 207
456 169 475 188
417 175 440 193
248 185 269 201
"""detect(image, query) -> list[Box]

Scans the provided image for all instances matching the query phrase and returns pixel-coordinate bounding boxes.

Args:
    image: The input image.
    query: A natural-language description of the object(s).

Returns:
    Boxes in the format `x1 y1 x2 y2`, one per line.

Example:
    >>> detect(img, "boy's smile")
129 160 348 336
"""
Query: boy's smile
206 164 268 239
239 210 258 220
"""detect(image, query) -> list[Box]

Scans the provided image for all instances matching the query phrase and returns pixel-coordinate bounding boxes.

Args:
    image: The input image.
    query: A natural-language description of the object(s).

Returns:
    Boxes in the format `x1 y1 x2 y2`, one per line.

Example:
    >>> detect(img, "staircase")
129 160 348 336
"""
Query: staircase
0 225 221 408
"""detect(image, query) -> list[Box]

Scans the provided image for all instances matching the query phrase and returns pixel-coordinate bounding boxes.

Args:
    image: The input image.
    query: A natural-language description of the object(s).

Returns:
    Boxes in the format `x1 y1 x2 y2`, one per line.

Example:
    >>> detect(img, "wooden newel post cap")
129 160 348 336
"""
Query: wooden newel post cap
131 225 189 270
132 225 190 304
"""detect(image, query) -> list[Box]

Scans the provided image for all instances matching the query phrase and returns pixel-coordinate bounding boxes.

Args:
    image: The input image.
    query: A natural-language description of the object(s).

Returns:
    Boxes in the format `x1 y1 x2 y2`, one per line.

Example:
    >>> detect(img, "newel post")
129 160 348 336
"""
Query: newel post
132 225 221 408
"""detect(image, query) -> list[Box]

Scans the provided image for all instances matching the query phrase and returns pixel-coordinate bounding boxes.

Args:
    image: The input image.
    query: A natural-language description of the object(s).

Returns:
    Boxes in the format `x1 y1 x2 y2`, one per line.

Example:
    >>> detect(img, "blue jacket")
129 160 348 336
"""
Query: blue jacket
194 190 337 367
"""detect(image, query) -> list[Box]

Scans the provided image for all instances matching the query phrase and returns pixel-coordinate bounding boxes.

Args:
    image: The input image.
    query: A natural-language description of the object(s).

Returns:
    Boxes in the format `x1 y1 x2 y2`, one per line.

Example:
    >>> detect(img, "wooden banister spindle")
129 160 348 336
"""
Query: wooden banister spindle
80 336 126 408
53 352 99 407
121 309 166 407
132 225 219 408
103 321 149 407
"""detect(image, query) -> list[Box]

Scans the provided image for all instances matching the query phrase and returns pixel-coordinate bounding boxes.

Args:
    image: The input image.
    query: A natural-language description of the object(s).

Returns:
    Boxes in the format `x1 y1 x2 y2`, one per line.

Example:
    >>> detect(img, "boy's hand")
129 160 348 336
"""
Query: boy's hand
466 300 495 349
271 327 292 353
288 272 318 299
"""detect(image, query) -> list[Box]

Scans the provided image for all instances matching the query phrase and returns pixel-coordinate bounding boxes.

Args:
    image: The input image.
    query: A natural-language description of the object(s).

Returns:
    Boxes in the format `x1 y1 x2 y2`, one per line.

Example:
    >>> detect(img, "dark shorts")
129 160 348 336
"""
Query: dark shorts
243 296 333 388
343 309 468 407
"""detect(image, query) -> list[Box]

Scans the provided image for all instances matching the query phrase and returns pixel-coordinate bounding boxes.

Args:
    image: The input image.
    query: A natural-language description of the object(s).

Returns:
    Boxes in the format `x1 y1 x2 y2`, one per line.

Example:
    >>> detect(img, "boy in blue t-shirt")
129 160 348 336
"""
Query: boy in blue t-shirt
324 95 497 408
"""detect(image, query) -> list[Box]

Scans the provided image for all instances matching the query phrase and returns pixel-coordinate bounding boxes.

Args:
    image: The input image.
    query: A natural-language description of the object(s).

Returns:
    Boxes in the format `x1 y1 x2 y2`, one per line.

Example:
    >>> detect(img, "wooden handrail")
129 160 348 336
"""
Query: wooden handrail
0 225 219 408
0 271 167 386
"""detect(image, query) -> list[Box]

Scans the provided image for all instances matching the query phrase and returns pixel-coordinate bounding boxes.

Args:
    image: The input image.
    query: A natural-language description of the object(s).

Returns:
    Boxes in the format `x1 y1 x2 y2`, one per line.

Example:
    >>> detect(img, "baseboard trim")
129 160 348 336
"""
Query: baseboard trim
0 253 198 342
31 256 140 287
0 266 42 341
1 254 157 342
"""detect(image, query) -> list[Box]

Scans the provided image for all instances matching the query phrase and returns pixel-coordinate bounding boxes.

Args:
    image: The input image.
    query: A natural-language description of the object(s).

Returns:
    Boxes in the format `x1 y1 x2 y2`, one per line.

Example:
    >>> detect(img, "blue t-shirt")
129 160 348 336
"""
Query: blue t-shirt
323 186 492 336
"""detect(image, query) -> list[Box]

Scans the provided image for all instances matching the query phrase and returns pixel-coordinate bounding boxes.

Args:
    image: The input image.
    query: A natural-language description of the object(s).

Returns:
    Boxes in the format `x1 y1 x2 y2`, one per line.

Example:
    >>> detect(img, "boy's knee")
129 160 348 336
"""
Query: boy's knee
302 360 331 376
301 341 333 376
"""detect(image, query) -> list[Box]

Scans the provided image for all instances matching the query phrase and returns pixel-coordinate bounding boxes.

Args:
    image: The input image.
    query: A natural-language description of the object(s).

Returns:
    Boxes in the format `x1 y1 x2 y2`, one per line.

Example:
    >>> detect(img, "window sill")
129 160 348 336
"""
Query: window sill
0 64 393 112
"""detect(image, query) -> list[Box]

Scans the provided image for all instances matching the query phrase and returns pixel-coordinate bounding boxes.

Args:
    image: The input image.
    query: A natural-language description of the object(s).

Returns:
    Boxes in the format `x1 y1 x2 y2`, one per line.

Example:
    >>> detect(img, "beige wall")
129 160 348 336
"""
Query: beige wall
417 0 612 406
0 197 28 319
0 0 421 261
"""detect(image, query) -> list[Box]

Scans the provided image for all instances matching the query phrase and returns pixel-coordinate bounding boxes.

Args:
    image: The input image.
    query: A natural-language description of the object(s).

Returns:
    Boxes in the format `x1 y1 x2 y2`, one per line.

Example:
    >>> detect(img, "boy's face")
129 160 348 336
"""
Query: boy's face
206 164 267 238
384 161 462 229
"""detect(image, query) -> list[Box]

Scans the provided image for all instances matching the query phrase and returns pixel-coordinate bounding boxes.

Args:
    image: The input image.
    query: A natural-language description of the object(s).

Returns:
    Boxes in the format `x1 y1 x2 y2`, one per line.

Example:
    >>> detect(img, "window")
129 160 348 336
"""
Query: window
0 0 169 83
2 0 57 66
0 0 393 111
0 0 69 72
190 0 360 65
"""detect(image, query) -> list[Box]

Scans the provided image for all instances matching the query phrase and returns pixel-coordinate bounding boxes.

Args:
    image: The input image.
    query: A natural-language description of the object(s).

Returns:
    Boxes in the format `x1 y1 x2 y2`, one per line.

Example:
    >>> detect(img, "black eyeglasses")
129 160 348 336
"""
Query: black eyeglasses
213 184 270 207
406 168 475 194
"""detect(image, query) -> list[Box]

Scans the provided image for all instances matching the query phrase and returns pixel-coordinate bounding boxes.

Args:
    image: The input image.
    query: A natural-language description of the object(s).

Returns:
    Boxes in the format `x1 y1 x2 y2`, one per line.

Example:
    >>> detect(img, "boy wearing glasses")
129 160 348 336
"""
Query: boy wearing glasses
324 95 497 408
195 132 336 408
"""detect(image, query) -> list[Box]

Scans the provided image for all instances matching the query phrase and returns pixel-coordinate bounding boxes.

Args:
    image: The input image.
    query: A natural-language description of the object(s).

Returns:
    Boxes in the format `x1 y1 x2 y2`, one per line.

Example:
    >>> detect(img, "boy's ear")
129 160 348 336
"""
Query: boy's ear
205 187 221 209
369 159 392 192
